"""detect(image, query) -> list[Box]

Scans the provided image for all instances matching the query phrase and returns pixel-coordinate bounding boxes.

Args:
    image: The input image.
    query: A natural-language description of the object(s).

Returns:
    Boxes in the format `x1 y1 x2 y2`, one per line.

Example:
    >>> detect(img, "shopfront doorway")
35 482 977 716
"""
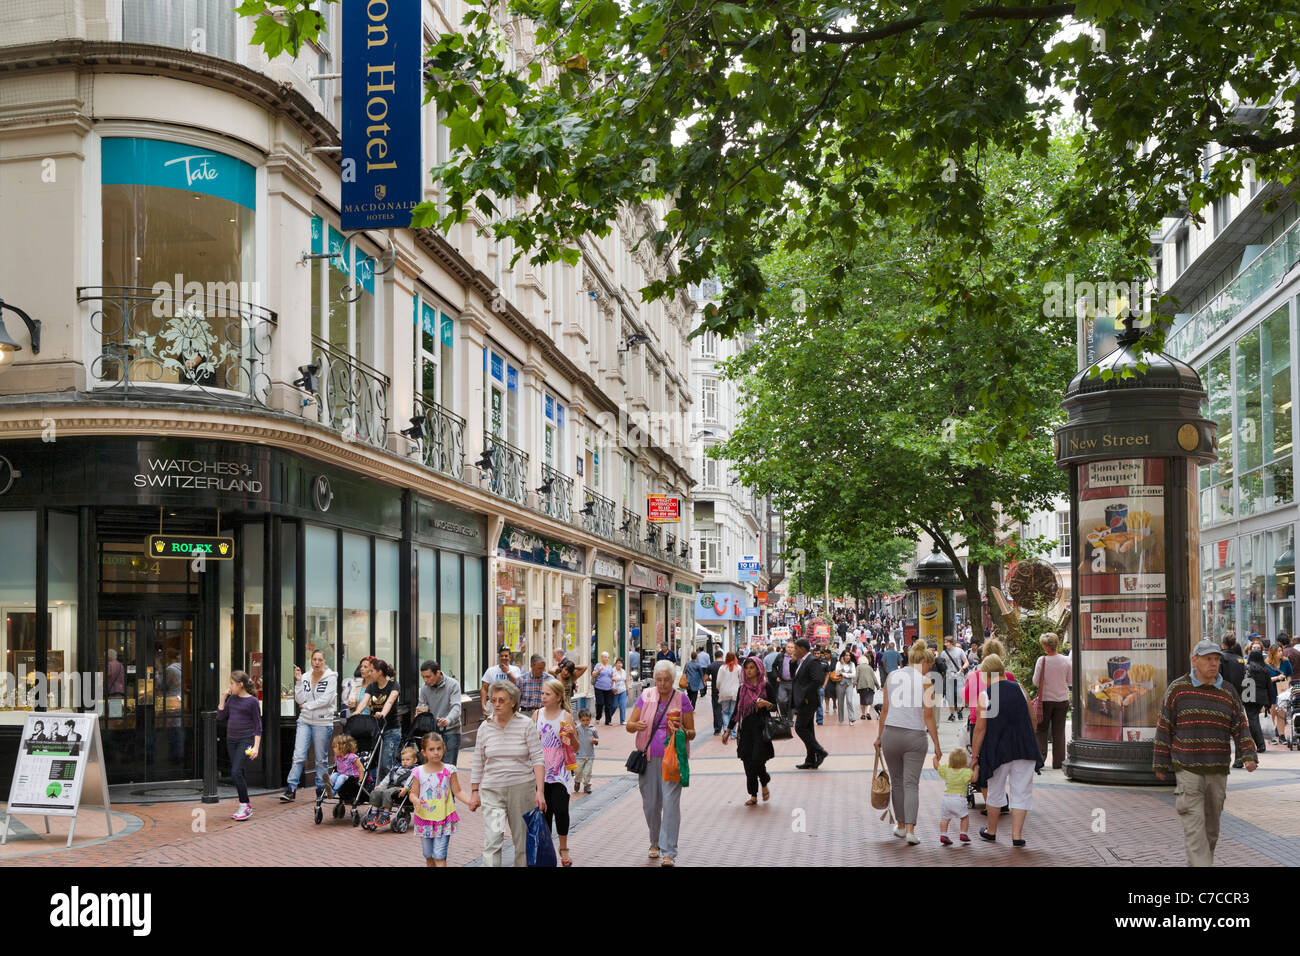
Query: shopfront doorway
96 606 196 782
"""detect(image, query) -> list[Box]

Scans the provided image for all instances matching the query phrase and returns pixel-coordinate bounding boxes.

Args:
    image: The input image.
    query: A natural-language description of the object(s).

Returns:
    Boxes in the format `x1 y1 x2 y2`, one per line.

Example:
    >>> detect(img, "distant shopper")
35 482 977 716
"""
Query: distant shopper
1244 648 1276 754
716 652 743 739
855 652 879 720
1032 633 1071 769
217 670 261 822
574 709 599 794
1154 639 1256 866
480 646 521 717
415 660 462 765
282 649 336 802
592 652 616 724
612 658 629 724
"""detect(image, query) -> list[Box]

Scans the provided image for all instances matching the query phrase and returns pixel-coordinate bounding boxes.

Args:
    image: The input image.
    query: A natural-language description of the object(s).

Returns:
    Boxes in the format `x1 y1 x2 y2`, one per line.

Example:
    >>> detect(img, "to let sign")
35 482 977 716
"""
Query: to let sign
342 0 422 230
147 535 235 560
646 495 680 522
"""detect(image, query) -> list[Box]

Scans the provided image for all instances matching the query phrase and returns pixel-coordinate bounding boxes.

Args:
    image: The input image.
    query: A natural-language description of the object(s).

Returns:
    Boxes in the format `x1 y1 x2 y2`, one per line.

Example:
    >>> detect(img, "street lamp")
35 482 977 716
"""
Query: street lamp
825 560 832 620
0 299 41 356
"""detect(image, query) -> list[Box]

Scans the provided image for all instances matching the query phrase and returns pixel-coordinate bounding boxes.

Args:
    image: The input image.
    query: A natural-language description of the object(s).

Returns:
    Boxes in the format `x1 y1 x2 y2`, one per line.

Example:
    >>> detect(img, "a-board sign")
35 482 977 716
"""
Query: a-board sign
2 712 114 848
147 534 235 559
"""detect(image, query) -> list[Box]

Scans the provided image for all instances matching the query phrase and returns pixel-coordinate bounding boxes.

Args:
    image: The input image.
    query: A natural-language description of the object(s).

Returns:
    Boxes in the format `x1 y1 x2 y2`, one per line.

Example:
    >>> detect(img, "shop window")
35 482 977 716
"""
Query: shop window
1198 349 1235 527
48 512 80 710
1267 525 1296 641
342 533 371 680
305 525 338 672
1235 307 1293 517
464 557 483 688
1201 538 1237 642
1242 532 1266 638
99 138 258 395
413 293 457 414
244 523 264 702
497 563 527 668
440 552 462 687
376 539 399 666
280 523 298 717
560 575 579 660
417 547 436 667
0 512 36 721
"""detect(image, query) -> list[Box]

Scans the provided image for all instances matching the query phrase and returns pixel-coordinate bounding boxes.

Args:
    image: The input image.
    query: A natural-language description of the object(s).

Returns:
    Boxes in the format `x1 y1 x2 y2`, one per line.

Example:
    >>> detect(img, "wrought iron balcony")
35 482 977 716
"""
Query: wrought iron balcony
311 336 390 450
81 285 275 406
580 488 617 539
412 396 465 480
480 435 529 506
537 464 573 523
620 507 642 551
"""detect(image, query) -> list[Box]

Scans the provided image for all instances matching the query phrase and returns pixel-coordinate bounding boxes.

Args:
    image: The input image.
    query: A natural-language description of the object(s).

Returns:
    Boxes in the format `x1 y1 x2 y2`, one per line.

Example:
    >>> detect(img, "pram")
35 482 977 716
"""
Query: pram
361 711 437 834
314 712 386 827
1282 684 1300 751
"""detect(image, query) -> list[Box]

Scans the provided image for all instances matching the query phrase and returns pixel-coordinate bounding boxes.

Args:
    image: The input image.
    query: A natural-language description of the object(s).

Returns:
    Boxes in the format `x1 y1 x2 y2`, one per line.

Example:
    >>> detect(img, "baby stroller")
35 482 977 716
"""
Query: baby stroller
1283 684 1300 751
314 712 385 826
361 712 435 834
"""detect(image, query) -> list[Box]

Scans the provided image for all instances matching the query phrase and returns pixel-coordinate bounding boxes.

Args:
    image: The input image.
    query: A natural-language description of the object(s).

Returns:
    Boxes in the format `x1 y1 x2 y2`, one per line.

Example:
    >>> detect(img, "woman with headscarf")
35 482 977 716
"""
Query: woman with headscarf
722 655 776 805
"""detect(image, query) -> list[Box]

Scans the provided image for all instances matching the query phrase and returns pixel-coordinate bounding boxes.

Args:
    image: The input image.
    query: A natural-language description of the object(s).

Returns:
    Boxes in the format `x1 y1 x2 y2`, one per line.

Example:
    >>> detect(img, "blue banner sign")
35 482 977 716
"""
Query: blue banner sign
342 0 422 230
102 138 256 210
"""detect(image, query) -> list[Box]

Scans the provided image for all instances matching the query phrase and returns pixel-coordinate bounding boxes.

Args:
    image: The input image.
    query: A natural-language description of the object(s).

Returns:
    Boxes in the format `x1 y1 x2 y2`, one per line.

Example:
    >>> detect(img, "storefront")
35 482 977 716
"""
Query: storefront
0 437 487 791
628 563 669 679
591 553 625 667
695 586 747 653
495 524 585 676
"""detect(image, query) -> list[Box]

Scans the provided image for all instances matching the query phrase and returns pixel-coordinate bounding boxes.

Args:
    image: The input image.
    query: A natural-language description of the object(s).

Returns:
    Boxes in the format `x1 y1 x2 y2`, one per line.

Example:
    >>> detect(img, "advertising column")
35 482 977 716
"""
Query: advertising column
1076 459 1167 744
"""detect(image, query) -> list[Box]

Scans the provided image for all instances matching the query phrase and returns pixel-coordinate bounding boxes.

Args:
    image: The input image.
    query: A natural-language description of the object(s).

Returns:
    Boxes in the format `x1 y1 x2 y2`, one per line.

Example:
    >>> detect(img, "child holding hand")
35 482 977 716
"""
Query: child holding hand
410 732 470 867
937 747 972 846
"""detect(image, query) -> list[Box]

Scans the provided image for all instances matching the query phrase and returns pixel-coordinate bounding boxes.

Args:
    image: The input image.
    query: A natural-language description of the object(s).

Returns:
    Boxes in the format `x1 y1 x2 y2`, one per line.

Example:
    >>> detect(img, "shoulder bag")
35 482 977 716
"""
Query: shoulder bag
870 751 893 823
625 690 675 775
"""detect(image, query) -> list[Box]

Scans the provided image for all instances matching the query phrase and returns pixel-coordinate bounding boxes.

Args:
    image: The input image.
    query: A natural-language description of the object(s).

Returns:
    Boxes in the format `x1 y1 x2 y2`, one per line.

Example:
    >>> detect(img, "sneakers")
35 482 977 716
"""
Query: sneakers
232 803 252 821
376 812 391 828
959 833 971 843
892 825 907 839
905 832 921 845
279 787 296 803
940 834 953 846
584 784 592 794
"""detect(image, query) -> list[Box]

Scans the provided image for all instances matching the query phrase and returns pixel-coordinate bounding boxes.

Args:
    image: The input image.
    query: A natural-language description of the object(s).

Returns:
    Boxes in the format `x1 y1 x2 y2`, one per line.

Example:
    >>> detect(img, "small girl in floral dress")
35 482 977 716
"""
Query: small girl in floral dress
410 732 470 867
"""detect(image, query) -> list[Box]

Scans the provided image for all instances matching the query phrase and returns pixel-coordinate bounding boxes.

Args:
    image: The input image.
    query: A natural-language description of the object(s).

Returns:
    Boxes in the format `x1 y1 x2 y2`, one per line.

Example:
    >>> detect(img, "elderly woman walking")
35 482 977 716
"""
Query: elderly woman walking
970 654 1044 847
722 656 775 805
467 679 546 867
874 640 942 844
626 659 695 866
855 650 879 721
1032 632 1071 769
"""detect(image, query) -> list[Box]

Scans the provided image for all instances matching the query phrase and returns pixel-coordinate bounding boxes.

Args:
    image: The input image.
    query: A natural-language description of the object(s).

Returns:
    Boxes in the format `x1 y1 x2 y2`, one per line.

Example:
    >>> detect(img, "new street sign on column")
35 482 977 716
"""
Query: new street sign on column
342 0 422 230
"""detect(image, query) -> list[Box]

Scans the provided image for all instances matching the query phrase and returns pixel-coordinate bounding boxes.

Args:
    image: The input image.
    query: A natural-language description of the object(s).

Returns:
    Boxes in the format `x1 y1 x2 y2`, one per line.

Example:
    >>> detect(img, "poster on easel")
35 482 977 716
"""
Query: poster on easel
2 712 113 848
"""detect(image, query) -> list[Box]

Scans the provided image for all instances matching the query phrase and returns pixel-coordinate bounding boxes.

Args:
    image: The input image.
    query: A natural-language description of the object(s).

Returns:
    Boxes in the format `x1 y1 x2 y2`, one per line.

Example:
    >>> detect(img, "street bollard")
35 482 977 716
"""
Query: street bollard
201 710 219 804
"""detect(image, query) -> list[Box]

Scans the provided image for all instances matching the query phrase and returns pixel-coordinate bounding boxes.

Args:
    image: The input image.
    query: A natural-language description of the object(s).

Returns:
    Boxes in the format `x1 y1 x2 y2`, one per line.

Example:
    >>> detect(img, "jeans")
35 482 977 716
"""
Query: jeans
286 721 333 792
711 694 722 734
421 833 451 860
816 687 824 723
439 730 461 767
639 755 682 859
329 771 356 794
613 690 627 722
719 698 738 738
227 736 253 804
378 727 402 778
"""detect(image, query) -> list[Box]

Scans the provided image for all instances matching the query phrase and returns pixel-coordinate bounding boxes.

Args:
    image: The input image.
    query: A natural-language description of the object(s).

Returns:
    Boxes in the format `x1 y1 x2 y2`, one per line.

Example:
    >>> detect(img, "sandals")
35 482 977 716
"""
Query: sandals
744 796 758 806
560 849 573 866
648 846 660 859
761 785 770 802
660 856 675 867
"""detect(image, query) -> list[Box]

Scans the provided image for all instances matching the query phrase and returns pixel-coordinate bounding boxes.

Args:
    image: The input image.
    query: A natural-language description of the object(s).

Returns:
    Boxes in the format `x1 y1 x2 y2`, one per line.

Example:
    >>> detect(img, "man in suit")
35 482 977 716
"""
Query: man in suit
790 638 829 769
768 640 798 715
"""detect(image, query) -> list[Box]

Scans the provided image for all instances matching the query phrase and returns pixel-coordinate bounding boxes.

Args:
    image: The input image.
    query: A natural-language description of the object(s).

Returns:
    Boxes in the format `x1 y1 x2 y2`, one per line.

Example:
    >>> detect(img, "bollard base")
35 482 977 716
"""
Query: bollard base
1063 738 1170 786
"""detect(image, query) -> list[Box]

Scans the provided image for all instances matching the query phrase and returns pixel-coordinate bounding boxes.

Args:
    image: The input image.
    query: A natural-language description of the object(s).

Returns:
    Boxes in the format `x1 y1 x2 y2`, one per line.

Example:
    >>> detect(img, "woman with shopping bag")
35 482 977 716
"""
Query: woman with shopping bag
625 659 695 866
721 655 775 804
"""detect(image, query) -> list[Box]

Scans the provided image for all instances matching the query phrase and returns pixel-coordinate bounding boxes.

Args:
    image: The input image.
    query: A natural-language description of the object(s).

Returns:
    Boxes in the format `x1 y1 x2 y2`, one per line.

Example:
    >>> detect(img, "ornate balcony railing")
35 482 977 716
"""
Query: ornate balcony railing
620 508 641 551
580 488 617 539
481 435 529 506
81 285 276 406
413 396 465 480
311 336 390 451
537 464 573 523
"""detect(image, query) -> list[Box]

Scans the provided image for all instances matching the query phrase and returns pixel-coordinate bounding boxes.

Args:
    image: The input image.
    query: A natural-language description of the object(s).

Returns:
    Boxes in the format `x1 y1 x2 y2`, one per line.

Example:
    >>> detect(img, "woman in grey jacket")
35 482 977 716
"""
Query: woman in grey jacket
855 652 879 720
281 649 337 801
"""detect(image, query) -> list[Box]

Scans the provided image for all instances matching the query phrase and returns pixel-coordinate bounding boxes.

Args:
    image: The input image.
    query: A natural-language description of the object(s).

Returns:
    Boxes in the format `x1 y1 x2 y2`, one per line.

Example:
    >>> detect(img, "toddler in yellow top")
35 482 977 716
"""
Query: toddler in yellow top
936 748 972 845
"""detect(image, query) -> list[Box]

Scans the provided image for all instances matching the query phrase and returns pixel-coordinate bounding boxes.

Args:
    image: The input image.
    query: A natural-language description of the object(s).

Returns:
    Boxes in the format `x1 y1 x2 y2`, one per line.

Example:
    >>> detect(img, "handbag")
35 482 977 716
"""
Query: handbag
870 750 893 823
1030 693 1043 727
765 703 793 740
624 689 675 774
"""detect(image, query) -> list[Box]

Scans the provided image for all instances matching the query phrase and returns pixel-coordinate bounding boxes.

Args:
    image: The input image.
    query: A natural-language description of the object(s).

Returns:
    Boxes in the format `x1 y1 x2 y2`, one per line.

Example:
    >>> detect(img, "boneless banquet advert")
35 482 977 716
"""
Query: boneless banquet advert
1076 458 1167 742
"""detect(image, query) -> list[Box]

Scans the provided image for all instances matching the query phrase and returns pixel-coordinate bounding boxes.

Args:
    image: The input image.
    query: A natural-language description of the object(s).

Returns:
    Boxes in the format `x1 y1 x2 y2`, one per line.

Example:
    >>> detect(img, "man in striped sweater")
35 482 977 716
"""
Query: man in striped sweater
1153 639 1257 867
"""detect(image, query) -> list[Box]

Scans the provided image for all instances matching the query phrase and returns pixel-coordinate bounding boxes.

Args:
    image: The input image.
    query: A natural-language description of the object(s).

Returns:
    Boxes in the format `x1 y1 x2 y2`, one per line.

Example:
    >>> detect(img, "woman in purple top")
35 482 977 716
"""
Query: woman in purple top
218 670 262 821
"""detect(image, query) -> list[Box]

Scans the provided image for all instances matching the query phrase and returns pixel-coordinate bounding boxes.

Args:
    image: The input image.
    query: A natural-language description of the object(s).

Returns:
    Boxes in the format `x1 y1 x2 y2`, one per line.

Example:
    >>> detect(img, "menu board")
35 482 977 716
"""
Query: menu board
1076 458 1167 742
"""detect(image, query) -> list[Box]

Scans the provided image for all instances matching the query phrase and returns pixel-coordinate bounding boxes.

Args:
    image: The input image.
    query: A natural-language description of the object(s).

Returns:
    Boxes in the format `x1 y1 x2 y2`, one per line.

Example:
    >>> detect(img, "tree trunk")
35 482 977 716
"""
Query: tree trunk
964 558 984 641
984 561 1006 634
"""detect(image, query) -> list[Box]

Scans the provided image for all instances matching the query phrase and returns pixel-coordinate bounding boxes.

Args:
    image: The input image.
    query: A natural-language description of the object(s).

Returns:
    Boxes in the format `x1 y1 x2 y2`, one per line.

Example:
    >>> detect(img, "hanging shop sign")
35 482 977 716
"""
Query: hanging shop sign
341 0 422 230
646 495 680 522
147 534 235 560
498 524 585 573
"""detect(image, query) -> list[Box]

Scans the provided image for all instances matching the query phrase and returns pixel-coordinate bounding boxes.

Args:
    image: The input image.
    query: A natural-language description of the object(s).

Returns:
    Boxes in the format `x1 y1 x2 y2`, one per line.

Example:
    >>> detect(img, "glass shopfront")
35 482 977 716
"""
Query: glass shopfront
0 438 488 792
1201 524 1295 643
591 554 625 667
494 524 586 674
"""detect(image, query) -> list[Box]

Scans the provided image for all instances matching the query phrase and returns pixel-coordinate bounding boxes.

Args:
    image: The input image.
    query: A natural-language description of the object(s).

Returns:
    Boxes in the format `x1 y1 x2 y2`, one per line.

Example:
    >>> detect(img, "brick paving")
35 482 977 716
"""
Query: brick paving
3 709 1296 866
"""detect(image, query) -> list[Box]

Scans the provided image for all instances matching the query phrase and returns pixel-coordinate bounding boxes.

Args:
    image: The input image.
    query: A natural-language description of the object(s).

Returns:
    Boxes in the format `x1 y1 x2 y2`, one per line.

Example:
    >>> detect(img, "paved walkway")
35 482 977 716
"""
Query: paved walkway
3 702 1295 866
